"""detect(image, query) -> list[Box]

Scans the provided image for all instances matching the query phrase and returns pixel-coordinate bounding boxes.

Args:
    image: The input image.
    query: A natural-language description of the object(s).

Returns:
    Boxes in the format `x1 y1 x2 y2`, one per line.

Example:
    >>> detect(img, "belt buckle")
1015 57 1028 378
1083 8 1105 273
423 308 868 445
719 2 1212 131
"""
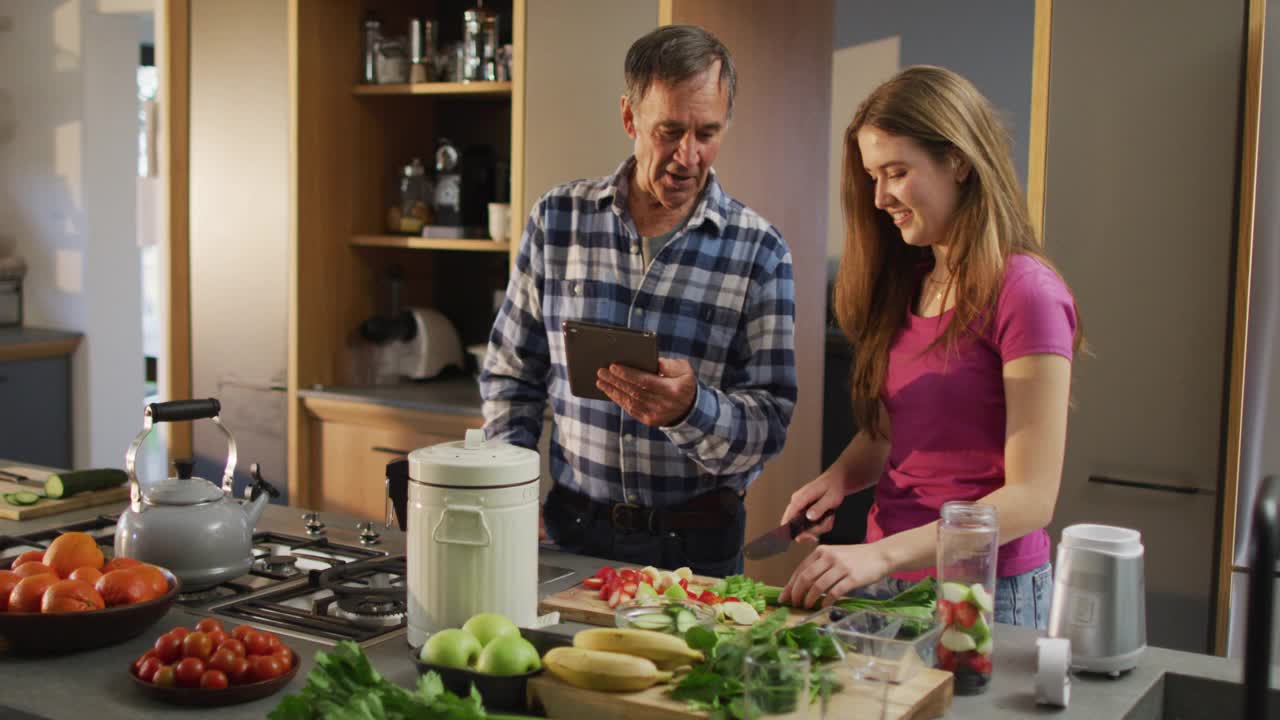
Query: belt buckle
610 502 648 532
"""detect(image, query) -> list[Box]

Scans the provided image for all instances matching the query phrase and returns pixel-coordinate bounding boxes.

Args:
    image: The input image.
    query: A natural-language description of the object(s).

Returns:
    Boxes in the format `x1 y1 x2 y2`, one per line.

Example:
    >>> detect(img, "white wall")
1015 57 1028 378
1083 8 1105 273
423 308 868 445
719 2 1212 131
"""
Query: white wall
0 0 143 469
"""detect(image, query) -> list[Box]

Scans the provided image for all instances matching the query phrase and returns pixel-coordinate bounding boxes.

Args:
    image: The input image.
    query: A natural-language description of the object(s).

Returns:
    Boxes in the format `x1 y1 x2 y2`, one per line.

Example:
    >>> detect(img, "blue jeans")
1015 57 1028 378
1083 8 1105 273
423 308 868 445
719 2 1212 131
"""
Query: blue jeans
858 562 1053 629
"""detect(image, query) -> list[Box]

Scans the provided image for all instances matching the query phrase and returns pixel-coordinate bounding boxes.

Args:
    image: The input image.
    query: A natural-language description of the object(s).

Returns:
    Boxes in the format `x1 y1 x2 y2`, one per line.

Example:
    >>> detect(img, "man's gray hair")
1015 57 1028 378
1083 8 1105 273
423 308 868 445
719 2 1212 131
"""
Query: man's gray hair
624 25 737 119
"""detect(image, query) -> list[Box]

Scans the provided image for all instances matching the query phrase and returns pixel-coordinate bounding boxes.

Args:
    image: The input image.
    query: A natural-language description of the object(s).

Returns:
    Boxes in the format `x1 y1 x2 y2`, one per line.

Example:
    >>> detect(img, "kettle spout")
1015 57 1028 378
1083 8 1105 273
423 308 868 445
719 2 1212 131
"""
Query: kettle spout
243 463 281 530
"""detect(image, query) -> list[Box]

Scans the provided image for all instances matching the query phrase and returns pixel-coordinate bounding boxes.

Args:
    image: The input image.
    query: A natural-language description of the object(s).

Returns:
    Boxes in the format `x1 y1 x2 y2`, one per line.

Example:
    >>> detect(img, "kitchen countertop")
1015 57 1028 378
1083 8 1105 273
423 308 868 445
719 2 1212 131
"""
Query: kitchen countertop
298 375 482 416
0 327 82 362
0 501 1270 719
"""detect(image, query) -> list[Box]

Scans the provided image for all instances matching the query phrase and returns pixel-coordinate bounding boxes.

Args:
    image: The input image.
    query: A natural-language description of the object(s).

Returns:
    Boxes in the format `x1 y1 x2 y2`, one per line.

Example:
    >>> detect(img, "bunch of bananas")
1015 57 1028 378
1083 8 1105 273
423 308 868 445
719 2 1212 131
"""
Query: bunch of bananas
542 628 704 692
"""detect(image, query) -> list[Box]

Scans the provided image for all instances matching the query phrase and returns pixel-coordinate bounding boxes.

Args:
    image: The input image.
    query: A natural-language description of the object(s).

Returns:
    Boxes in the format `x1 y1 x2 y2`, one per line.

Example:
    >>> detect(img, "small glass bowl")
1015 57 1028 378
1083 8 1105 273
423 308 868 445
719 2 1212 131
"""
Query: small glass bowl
614 597 717 635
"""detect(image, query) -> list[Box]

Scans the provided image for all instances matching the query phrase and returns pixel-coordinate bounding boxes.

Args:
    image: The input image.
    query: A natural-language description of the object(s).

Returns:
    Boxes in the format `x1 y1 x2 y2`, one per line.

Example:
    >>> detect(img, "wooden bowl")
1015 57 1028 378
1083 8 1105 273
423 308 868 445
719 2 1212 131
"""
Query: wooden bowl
0 569 180 654
130 650 299 707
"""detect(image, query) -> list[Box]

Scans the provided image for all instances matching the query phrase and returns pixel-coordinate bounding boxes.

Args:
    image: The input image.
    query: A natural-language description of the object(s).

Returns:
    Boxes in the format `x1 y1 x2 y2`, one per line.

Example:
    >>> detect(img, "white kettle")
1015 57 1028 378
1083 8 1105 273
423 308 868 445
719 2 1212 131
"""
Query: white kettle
405 429 540 647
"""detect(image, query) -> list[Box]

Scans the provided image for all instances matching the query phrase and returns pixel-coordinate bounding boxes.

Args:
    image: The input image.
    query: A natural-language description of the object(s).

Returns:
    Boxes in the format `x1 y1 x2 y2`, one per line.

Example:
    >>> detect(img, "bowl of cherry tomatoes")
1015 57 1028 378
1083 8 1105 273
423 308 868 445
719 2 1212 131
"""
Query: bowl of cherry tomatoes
130 618 299 706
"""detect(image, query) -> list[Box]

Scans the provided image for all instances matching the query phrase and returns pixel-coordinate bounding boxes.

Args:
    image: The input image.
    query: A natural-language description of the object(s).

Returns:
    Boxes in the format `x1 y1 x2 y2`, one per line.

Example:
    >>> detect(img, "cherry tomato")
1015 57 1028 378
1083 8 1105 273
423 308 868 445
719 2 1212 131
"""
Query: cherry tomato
208 648 239 673
217 638 247 657
206 629 228 649
174 657 206 688
195 617 224 634
136 657 163 683
245 631 273 656
250 655 284 682
200 669 229 690
132 650 158 674
182 631 213 661
270 646 293 668
224 656 252 685
152 665 177 688
153 633 183 664
167 626 189 641
263 632 282 652
231 624 256 642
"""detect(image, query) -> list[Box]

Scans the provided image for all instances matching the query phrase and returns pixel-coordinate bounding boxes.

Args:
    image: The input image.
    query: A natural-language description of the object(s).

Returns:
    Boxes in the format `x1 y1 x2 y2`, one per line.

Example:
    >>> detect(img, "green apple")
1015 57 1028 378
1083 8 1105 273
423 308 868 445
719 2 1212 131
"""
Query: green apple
475 634 541 675
462 612 520 648
420 628 482 668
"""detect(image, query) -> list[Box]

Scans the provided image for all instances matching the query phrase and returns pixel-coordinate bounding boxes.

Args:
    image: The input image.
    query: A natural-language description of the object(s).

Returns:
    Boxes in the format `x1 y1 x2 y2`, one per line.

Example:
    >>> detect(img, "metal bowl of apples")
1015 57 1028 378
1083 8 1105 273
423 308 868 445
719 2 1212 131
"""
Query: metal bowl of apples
410 613 569 712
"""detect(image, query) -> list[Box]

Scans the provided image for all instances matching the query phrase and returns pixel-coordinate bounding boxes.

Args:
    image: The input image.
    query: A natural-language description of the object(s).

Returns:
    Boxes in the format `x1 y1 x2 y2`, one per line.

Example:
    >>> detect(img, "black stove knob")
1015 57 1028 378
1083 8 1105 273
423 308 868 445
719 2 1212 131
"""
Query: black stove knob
302 512 325 535
358 521 381 545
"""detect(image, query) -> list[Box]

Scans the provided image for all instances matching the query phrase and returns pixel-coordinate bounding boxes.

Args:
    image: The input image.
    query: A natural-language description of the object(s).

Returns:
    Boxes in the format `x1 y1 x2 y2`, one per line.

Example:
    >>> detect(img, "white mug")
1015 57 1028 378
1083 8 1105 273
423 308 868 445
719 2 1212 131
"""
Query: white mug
488 202 511 242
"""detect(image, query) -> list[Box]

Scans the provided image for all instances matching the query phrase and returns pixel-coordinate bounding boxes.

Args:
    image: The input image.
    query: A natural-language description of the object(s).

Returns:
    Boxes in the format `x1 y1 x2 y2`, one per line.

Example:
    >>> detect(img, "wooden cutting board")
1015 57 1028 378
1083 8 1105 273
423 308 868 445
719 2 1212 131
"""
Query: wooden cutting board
538 571 727 626
527 665 953 720
0 466 128 521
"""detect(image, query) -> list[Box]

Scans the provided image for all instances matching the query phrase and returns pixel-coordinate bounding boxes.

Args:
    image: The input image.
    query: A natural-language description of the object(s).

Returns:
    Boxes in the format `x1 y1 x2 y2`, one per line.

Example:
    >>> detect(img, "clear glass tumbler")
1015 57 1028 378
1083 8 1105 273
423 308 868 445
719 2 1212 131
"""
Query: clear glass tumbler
743 646 812 719
936 501 998 695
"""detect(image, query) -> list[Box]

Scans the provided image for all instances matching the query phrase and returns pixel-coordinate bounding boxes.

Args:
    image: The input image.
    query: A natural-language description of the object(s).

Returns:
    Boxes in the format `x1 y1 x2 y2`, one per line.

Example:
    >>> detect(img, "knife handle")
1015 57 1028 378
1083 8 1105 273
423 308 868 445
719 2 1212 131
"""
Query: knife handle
789 508 835 536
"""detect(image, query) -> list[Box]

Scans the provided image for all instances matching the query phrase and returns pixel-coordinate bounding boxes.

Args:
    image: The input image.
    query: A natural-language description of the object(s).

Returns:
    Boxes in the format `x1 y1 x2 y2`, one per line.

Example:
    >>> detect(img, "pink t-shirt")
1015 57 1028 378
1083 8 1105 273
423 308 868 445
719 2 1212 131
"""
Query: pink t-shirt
864 254 1077 581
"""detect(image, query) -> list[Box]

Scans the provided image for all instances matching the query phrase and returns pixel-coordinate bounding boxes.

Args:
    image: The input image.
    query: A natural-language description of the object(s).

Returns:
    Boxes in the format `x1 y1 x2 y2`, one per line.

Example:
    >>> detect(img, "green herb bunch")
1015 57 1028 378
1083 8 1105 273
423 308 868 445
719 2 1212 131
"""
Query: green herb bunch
672 609 842 720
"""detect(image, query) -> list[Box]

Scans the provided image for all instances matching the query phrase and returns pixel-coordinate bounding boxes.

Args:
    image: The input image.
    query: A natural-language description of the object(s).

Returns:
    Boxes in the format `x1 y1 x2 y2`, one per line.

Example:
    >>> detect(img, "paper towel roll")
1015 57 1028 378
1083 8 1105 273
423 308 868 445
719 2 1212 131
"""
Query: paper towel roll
1036 637 1071 707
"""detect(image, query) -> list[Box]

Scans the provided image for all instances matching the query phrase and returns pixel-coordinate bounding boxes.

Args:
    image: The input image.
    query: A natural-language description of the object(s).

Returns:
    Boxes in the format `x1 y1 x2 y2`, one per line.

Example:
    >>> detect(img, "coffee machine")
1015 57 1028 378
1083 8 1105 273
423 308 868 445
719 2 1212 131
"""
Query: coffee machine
429 138 496 236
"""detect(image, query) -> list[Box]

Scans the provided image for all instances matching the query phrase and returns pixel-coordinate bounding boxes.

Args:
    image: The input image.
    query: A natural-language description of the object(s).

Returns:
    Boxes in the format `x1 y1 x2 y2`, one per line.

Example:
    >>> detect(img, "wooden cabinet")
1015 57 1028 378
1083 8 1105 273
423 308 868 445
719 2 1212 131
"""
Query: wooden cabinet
303 396 482 521
287 0 526 506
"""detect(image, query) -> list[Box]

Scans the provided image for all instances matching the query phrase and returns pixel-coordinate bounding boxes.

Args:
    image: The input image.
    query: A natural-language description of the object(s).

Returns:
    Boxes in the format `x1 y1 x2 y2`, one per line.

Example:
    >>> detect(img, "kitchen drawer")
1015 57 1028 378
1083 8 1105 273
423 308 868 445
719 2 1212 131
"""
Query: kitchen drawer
304 398 482 522
0 356 71 467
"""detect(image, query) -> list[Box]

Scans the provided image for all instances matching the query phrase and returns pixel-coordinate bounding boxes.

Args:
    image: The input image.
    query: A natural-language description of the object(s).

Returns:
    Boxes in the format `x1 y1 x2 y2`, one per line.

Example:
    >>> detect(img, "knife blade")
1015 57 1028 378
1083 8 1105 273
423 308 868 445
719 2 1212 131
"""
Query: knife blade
0 469 45 489
743 508 835 560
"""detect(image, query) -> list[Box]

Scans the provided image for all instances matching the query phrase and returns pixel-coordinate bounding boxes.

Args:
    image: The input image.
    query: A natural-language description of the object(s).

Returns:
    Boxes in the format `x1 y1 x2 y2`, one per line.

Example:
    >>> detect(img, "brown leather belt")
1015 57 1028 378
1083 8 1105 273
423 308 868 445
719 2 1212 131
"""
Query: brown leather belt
553 486 743 533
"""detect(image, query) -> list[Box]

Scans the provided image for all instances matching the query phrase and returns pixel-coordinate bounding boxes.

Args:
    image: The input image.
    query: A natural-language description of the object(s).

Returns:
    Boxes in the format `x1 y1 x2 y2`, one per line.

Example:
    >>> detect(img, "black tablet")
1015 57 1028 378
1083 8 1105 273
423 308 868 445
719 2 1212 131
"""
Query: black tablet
562 320 659 401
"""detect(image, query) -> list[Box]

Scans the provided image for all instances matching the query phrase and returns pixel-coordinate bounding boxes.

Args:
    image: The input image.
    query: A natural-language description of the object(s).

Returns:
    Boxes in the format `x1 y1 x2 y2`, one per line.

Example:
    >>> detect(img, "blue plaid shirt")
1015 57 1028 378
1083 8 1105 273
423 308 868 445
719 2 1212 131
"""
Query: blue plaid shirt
480 157 797 508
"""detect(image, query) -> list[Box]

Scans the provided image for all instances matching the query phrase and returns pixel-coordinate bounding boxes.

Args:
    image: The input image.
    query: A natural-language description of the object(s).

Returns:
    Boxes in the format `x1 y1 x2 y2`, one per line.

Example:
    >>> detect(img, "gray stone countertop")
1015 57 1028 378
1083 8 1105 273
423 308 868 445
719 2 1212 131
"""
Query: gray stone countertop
0 501 1267 719
0 327 82 347
298 375 482 416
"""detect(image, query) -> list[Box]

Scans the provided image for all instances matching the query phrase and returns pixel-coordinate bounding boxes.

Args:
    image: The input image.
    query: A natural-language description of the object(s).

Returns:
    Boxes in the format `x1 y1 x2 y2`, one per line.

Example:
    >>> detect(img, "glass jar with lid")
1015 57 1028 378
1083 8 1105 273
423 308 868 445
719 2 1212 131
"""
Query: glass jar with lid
935 501 998 694
387 158 431 235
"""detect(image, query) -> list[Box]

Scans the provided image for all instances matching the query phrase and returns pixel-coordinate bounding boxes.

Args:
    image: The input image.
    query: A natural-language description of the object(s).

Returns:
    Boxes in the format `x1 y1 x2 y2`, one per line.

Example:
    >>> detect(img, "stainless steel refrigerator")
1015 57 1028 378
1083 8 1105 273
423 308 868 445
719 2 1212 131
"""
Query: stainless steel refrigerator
1228 0 1280 661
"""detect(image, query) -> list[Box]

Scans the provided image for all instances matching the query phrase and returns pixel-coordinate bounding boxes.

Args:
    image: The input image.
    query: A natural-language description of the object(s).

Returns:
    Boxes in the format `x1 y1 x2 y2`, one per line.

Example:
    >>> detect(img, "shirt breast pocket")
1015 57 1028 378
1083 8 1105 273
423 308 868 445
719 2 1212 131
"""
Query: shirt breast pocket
545 278 619 328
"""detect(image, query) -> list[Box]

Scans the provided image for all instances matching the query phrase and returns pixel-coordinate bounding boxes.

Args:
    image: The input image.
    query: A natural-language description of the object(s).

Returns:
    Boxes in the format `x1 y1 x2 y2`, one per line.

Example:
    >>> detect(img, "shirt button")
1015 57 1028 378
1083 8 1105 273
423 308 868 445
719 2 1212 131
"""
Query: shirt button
635 309 644 318
571 283 580 295
631 243 640 254
624 433 635 443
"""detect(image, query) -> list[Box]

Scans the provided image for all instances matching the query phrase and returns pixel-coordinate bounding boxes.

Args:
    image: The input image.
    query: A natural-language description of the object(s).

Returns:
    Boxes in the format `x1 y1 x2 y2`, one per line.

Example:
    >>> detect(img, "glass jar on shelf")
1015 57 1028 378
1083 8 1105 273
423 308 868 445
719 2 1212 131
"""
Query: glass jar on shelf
387 158 431 235
935 500 998 695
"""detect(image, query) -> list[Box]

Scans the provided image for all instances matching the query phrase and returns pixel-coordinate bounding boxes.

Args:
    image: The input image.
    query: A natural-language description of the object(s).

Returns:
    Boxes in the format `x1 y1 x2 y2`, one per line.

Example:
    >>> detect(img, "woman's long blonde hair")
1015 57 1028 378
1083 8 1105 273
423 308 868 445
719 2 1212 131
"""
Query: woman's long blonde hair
834 65 1084 438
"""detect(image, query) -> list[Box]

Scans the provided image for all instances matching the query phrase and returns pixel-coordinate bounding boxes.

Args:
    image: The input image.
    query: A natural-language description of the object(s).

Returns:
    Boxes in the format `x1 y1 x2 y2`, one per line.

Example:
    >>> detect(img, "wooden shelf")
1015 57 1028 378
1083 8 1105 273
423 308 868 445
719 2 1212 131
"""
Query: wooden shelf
352 81 512 97
352 235 511 252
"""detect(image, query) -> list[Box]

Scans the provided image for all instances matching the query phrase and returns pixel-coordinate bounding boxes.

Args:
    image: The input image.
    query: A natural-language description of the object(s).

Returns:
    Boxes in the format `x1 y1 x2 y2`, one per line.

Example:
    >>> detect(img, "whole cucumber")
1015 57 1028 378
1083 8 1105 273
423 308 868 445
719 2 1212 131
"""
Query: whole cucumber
44 468 128 498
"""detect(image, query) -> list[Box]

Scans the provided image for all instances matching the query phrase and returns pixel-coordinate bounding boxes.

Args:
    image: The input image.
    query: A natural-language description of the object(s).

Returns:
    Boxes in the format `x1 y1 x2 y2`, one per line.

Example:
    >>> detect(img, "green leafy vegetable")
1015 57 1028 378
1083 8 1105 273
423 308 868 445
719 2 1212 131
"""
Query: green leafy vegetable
672 609 841 720
269 641 535 720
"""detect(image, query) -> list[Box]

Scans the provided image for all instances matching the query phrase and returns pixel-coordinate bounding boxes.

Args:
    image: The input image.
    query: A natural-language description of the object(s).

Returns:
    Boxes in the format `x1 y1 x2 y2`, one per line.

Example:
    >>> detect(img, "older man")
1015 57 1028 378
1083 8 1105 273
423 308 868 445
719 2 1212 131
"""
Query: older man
481 25 796 577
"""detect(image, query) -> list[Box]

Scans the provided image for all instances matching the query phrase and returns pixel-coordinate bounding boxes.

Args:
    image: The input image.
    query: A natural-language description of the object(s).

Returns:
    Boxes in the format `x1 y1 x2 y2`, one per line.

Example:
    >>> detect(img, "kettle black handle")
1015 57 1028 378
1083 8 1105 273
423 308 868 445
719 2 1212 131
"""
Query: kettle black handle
148 399 222 423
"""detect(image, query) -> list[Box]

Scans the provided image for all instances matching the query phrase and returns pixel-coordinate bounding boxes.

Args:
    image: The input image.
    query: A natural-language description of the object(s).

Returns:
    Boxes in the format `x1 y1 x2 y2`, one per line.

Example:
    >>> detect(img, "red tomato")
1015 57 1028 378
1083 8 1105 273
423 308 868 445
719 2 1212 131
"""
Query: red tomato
245 631 273 656
136 657 163 683
152 665 177 688
195 617 224 634
698 590 722 604
218 638 247 657
231 624 256 642
174 657 206 688
968 654 993 674
935 644 956 671
262 632 282 652
591 565 617 580
182 631 213 661
618 568 639 583
200 669 229 690
132 650 158 674
208 648 240 673
953 601 979 629
153 633 183 664
167 626 189 641
224 656 252 685
270 646 293 668
206 629 228 649
250 655 285 683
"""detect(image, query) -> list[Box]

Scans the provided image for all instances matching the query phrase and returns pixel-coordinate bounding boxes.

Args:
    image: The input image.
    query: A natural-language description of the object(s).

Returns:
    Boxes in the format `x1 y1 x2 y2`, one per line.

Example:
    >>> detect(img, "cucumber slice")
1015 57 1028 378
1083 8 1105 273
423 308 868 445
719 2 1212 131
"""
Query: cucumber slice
673 608 697 633
975 636 994 656
940 627 978 652
5 491 41 506
630 612 674 631
940 582 972 604
969 583 994 613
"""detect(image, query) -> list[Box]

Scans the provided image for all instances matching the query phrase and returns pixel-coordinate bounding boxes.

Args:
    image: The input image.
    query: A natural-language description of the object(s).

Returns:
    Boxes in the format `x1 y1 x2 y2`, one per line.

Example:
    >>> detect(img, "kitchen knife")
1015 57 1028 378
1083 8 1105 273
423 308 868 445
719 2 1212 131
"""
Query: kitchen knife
0 469 45 489
743 508 835 560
